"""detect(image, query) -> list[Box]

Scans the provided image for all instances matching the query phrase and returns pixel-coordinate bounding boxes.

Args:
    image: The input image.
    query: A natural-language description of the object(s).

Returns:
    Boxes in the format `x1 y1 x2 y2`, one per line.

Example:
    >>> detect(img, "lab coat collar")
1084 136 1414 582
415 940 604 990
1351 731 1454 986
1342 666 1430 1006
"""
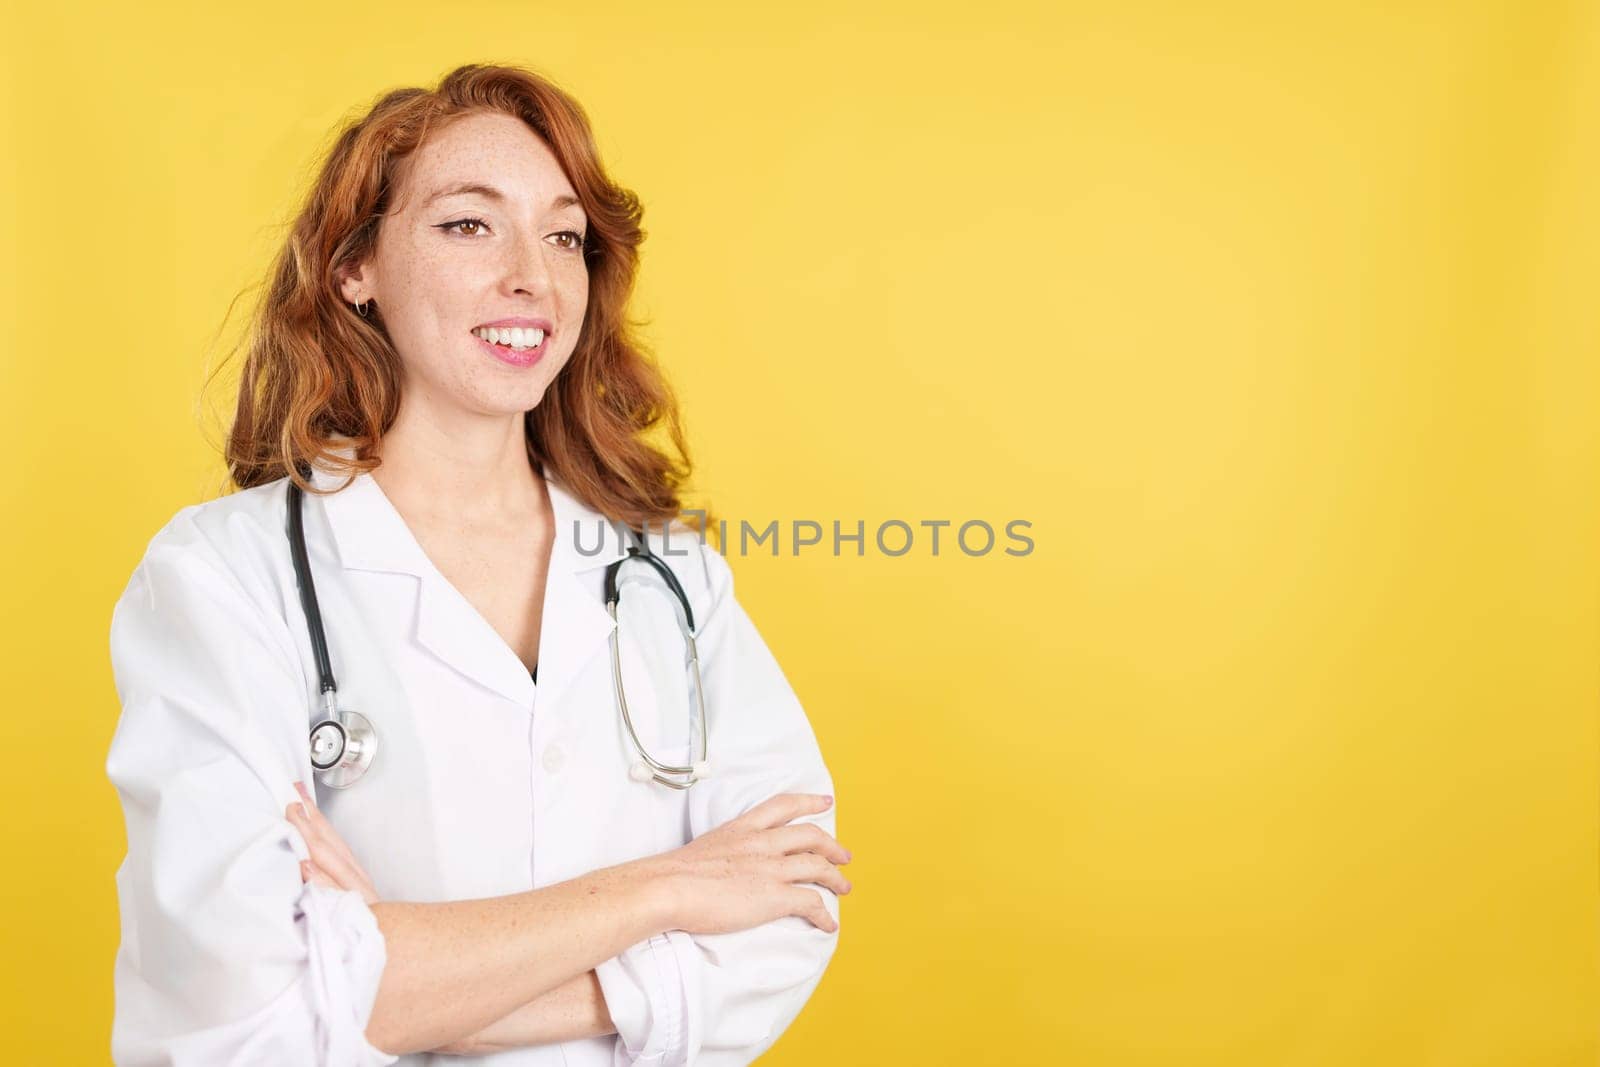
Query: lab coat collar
307 449 630 709
307 451 632 576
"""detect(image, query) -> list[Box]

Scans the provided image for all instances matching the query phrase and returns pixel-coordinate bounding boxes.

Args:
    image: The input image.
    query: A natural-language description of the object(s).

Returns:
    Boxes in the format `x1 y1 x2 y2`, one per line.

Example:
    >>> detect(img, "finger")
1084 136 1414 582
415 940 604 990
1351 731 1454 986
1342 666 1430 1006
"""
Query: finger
290 787 363 871
739 793 834 831
285 800 365 883
304 836 372 897
288 807 379 905
770 824 852 865
788 887 839 933
291 783 361 869
752 793 834 827
286 804 370 895
784 853 852 897
303 860 340 892
305 844 378 904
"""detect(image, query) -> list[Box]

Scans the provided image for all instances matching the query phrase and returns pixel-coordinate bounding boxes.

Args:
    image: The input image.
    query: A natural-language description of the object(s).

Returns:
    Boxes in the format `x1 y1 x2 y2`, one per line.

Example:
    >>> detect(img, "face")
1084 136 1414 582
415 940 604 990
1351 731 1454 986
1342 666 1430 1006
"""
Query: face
339 110 590 420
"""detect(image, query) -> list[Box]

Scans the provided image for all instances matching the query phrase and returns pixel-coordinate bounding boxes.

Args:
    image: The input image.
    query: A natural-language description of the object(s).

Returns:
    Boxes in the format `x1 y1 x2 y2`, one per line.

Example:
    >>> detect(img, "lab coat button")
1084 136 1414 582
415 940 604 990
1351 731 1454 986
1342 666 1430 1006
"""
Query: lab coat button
542 744 565 773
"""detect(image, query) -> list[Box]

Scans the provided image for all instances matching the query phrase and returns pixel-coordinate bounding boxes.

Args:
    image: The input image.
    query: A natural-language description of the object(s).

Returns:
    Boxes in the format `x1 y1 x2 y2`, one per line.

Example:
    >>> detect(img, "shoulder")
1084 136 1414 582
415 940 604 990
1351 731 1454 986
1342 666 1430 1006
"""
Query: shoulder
138 476 287 568
118 476 294 618
635 519 736 623
109 476 306 700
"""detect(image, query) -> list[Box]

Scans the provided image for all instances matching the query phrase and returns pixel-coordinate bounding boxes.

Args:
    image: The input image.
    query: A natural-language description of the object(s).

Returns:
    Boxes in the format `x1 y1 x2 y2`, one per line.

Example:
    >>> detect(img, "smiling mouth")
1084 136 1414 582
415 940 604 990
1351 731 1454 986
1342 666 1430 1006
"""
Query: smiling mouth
471 325 547 351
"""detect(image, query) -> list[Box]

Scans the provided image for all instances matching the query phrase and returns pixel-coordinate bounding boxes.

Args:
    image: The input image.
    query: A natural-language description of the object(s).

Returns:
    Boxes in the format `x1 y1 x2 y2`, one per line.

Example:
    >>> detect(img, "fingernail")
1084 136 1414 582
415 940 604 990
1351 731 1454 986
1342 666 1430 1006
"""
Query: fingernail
844 849 853 861
295 781 312 804
293 803 307 820
823 795 834 807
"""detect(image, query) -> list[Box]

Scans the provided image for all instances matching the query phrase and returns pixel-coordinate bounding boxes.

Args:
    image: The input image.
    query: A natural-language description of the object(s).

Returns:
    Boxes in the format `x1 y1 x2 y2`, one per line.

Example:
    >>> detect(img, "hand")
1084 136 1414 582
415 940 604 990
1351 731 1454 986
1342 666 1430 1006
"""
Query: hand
635 793 853 936
286 780 379 906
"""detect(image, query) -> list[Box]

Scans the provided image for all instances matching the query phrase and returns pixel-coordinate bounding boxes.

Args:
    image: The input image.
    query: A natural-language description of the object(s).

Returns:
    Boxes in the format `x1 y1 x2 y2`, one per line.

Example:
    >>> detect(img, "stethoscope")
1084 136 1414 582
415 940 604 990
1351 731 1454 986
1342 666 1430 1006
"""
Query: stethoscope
286 478 711 791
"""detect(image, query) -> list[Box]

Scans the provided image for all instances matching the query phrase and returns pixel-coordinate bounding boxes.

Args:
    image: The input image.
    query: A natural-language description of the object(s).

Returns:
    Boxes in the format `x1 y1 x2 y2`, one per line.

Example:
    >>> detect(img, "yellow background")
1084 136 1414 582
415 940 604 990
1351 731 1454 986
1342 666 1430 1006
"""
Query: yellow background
3 1 1596 1062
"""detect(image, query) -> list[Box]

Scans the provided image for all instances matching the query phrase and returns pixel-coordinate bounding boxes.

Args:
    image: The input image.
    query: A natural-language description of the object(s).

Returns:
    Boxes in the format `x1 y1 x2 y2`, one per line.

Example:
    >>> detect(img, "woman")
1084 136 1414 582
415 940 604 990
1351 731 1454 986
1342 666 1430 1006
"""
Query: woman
105 63 851 1065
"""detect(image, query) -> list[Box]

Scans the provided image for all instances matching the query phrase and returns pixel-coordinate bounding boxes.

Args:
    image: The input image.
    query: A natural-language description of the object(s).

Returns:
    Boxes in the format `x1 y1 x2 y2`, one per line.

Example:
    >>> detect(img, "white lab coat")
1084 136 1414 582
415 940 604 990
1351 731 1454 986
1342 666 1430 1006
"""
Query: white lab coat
104 452 840 1066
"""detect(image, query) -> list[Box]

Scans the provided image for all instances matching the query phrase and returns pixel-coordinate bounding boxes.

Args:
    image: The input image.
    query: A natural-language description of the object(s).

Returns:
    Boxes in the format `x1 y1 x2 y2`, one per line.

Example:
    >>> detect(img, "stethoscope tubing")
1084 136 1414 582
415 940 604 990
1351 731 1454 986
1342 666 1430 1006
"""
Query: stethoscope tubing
287 475 708 789
287 480 339 700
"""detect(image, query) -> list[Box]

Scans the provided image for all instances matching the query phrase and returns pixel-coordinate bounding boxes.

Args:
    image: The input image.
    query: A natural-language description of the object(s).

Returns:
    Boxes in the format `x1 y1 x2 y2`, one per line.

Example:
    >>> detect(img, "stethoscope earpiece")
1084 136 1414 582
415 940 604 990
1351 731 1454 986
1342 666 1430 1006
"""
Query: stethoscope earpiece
629 758 712 784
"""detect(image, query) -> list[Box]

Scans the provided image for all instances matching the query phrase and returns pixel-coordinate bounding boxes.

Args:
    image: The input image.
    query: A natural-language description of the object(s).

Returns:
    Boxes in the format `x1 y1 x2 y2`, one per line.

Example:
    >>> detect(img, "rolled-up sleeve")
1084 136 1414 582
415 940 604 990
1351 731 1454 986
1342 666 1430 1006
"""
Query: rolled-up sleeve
105 533 397 1066
594 932 689 1065
595 543 840 1066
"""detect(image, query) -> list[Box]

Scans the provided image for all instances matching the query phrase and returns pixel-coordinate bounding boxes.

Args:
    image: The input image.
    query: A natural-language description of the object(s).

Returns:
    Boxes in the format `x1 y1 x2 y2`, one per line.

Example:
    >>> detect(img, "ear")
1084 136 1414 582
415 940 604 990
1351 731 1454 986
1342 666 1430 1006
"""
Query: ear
336 260 373 307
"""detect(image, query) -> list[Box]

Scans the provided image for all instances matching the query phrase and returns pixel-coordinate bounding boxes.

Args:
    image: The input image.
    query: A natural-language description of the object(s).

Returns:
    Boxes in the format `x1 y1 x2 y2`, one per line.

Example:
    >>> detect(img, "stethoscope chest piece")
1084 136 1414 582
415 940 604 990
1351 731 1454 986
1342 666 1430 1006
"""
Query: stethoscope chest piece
310 700 377 789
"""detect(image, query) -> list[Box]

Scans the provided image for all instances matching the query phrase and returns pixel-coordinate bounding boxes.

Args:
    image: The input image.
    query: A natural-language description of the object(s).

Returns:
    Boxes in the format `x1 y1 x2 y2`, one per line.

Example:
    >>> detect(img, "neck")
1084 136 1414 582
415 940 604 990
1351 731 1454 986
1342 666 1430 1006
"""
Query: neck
368 396 544 528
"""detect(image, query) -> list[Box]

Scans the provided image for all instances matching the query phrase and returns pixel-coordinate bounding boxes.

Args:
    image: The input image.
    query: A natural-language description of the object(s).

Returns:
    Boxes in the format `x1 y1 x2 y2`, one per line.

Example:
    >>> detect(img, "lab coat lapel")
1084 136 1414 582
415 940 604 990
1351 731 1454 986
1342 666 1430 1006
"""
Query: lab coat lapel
536 476 631 712
309 456 629 712
310 461 533 707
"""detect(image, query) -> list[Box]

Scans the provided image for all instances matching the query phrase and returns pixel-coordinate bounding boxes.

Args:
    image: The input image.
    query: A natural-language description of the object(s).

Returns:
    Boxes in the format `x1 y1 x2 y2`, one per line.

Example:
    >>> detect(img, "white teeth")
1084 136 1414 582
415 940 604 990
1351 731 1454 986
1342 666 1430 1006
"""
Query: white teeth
475 326 546 350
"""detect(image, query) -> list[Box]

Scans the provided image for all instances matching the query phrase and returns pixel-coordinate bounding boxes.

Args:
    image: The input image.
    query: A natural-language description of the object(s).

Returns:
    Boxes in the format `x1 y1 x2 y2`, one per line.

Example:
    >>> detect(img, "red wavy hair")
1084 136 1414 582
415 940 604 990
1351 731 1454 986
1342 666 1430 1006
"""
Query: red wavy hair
218 62 705 534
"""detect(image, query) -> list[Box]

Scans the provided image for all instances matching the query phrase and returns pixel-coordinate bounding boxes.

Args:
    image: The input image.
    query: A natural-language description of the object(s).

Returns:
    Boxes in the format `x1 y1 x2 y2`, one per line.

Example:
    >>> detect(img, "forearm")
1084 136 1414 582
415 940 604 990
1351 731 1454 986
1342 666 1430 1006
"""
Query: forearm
433 969 616 1056
364 862 670 1056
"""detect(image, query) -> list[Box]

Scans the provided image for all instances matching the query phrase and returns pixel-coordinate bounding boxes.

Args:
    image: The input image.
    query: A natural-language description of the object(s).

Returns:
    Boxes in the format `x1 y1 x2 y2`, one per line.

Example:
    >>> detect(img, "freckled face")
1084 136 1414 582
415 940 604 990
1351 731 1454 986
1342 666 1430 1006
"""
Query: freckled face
341 110 590 416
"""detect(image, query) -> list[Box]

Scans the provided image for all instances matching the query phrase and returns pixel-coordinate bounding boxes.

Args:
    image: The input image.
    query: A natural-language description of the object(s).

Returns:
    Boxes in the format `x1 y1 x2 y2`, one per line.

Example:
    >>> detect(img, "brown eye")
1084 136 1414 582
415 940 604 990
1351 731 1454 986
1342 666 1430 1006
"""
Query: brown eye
437 218 489 237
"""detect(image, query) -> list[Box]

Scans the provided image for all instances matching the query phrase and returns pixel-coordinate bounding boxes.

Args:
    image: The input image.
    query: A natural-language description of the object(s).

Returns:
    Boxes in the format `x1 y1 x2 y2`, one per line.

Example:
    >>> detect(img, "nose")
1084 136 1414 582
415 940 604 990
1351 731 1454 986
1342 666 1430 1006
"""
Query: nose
502 234 556 297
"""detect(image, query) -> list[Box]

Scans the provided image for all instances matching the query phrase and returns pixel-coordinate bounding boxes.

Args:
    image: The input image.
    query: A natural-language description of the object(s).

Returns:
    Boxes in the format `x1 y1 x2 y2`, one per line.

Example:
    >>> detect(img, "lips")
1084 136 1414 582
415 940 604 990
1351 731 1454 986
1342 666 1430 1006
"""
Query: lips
472 329 547 368
473 317 554 332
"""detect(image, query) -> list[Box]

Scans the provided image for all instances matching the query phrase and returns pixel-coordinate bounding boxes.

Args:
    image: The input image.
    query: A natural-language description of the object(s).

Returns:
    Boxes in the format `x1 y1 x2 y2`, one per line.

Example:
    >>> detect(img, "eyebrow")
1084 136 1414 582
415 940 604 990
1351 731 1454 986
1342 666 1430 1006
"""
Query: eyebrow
422 181 583 213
